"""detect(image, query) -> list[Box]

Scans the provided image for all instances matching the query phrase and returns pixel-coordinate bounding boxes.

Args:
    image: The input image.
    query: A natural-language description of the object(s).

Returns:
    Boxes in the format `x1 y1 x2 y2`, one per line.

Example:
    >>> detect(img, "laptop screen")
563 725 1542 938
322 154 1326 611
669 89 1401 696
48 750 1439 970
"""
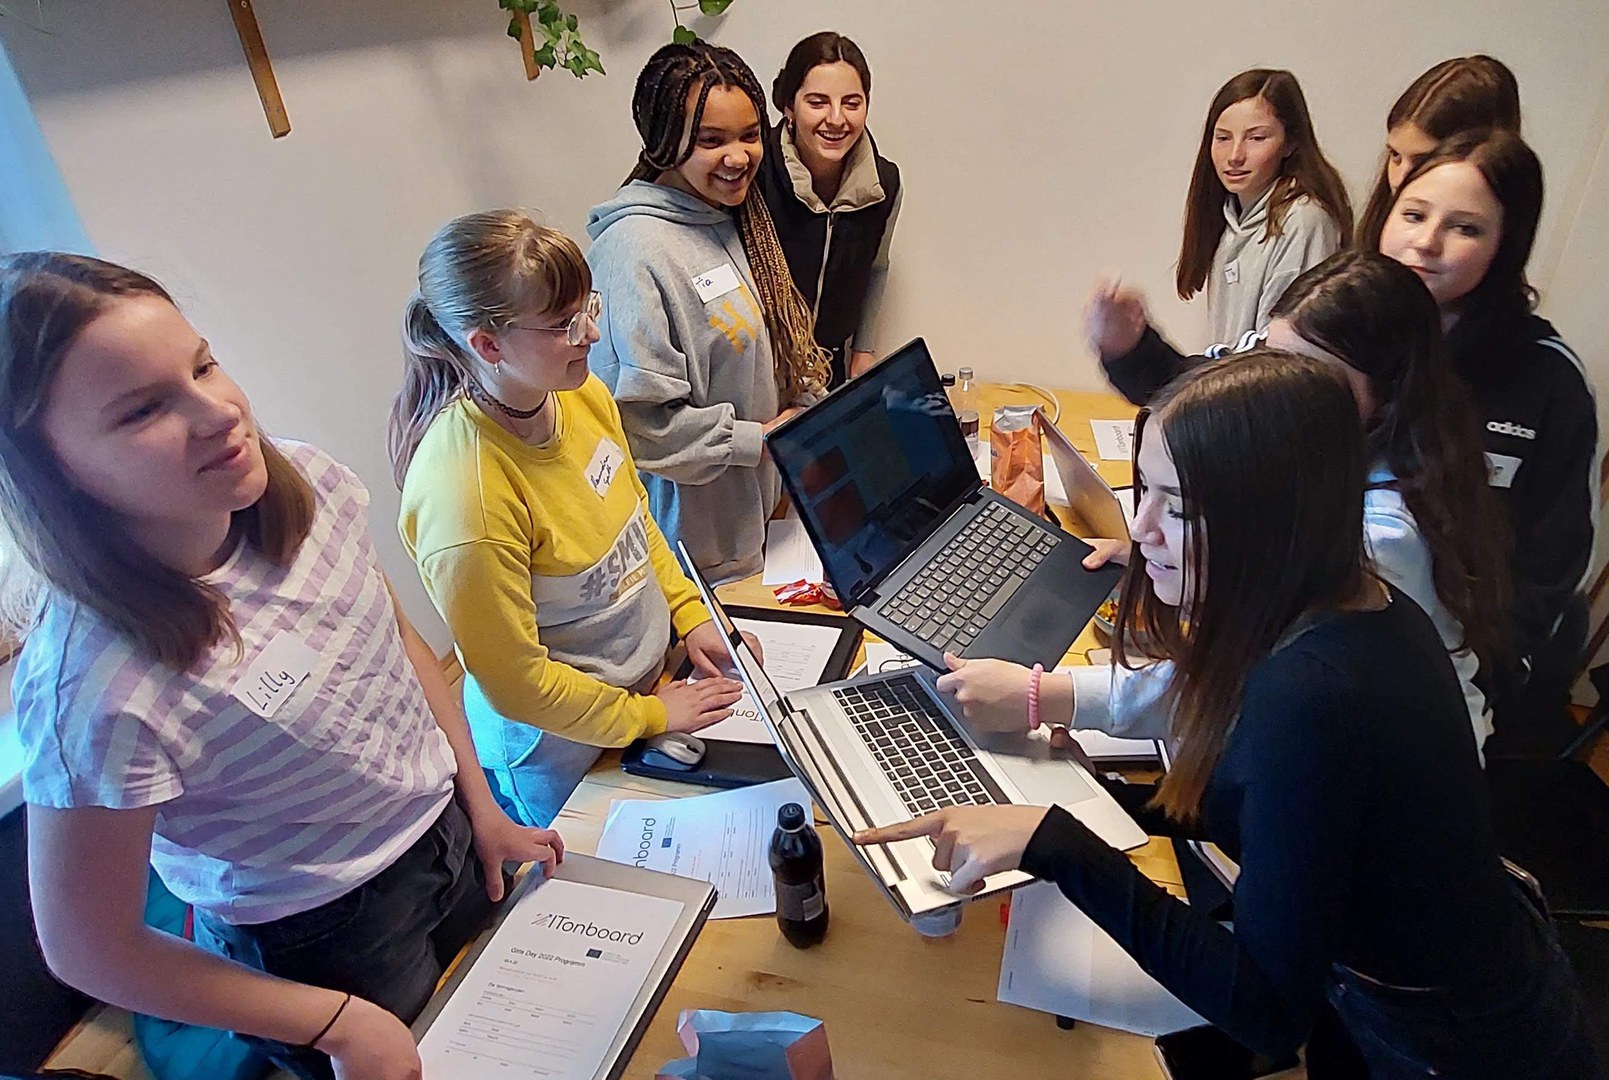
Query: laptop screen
767 338 979 603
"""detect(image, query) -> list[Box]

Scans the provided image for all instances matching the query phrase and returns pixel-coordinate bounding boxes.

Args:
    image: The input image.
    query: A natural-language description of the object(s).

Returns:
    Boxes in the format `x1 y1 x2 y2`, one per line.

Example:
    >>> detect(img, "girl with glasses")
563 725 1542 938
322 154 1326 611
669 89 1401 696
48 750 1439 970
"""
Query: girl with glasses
390 210 749 828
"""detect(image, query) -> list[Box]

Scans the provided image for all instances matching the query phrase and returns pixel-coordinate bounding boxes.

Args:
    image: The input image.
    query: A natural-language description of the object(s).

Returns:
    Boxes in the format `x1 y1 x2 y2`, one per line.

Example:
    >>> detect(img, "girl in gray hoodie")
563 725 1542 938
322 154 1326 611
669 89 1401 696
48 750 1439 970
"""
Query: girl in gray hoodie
588 42 830 584
1176 69 1353 348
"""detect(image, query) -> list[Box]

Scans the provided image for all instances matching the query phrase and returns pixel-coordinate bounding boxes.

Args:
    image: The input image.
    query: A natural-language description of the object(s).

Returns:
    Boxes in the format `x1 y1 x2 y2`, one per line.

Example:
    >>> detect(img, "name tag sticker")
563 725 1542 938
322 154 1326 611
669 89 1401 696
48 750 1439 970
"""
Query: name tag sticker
1486 451 1522 489
585 438 626 497
1224 261 1240 286
233 632 320 719
693 263 742 304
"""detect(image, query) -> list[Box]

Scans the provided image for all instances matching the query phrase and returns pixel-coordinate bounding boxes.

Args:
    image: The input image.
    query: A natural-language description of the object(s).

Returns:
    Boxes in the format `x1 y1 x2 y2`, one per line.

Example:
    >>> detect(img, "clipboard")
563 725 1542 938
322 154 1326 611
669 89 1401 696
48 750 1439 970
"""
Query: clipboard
413 853 716 1080
622 605 862 788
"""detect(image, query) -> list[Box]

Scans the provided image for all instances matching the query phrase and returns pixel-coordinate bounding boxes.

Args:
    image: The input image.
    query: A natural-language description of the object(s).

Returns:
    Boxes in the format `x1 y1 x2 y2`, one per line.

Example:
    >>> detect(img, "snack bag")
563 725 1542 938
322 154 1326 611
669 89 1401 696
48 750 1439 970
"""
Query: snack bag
990 404 1045 515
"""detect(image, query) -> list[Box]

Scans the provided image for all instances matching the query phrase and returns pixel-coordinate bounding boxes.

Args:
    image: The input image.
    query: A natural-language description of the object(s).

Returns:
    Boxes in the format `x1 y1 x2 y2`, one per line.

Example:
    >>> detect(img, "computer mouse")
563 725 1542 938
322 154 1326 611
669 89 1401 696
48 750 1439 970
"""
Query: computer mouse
641 731 707 771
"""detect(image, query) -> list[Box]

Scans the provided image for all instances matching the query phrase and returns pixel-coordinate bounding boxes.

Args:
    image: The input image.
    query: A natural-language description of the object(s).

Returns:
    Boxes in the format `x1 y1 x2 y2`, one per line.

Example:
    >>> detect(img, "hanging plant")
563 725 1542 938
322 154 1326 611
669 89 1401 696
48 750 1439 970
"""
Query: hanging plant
499 0 738 80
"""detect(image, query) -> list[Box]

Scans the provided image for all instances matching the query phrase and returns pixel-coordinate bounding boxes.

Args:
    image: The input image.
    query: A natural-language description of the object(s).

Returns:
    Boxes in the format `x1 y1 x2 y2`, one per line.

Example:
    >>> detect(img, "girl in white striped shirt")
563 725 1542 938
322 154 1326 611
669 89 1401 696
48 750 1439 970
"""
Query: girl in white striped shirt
1 253 561 1080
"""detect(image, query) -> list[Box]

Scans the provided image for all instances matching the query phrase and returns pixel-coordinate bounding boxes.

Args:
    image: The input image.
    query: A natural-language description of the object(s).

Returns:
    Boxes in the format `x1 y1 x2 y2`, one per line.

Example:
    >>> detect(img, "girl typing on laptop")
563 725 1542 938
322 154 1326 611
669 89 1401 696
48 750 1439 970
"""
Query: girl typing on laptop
855 353 1600 1078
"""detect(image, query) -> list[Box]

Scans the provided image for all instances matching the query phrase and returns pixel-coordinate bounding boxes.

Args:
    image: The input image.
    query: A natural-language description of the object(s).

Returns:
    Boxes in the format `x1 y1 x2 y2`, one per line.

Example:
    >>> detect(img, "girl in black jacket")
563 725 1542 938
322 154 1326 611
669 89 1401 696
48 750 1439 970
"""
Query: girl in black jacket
757 32 901 388
1087 130 1594 754
856 352 1601 1079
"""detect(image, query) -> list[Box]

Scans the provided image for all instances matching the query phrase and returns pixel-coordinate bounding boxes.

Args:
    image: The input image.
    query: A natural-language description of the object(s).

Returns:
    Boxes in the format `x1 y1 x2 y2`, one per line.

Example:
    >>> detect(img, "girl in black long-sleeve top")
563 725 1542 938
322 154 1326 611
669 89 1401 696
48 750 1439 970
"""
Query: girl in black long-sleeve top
856 352 1600 1078
1087 131 1594 754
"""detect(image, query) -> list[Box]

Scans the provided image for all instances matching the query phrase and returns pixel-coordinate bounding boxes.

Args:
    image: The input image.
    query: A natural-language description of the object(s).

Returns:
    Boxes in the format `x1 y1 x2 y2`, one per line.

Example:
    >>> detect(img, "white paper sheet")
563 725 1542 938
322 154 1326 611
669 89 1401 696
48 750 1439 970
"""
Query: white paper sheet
695 618 844 744
418 878 684 1079
1089 419 1136 462
998 881 1204 1037
595 777 812 919
762 514 825 586
860 640 920 676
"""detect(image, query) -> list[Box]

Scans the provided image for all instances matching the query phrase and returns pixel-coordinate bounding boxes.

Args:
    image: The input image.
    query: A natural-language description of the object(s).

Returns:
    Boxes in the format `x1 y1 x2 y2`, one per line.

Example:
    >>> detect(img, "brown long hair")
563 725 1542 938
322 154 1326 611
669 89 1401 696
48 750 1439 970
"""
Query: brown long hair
388 210 590 488
1115 351 1370 820
1357 56 1521 240
627 41 830 400
1363 129 1544 323
1270 250 1511 673
1176 69 1354 301
0 252 314 669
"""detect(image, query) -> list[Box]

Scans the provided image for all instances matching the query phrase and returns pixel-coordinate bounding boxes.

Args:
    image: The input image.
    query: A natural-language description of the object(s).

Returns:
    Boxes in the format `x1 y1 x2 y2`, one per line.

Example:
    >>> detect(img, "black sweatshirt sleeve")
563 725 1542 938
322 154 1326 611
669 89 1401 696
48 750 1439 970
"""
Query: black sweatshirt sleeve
1019 649 1362 1057
1509 346 1597 659
1100 325 1209 406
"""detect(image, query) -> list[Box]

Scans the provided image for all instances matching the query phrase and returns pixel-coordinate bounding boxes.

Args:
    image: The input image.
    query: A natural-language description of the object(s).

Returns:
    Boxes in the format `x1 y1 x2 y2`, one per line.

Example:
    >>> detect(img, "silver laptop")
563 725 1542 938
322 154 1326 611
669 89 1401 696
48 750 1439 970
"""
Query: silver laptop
682 544 1147 920
1039 410 1133 541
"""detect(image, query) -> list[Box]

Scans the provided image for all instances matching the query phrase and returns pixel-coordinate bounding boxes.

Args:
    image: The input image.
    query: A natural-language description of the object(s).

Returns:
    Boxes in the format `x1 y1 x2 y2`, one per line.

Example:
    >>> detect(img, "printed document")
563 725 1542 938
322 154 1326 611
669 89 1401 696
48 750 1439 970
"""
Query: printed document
596 778 812 919
999 881 1203 1036
1089 419 1135 462
418 878 683 1079
697 618 843 744
763 514 826 586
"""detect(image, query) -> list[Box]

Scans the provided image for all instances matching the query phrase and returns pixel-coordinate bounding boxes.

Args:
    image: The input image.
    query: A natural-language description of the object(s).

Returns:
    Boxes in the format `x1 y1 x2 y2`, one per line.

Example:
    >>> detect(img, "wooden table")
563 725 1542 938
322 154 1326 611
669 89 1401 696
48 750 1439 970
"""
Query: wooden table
552 385 1185 1078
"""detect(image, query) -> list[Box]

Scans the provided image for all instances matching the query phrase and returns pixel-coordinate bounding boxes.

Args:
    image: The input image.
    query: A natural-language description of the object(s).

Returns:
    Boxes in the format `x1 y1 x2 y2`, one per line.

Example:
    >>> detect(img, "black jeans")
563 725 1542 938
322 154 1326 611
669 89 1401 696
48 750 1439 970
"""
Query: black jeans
193 799 497 1080
1324 897 1605 1079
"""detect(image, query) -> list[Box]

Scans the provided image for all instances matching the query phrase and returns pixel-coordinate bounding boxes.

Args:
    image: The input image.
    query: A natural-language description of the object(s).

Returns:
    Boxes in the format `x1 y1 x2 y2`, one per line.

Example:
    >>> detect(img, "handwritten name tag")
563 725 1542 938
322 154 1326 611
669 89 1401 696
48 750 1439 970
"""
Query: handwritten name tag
693 263 741 304
232 632 320 719
585 438 626 497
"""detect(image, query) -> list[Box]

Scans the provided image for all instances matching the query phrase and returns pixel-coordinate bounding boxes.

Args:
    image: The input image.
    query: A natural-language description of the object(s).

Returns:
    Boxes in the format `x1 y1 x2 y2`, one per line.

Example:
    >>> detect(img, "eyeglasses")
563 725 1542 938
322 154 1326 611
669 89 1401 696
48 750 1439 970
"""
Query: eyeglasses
509 291 601 347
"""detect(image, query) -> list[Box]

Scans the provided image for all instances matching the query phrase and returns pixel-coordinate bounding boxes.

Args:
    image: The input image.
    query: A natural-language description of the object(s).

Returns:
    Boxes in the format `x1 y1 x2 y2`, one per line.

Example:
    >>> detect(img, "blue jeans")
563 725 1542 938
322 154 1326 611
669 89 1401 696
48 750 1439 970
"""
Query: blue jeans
1325 898 1604 1079
465 674 603 828
193 800 498 1080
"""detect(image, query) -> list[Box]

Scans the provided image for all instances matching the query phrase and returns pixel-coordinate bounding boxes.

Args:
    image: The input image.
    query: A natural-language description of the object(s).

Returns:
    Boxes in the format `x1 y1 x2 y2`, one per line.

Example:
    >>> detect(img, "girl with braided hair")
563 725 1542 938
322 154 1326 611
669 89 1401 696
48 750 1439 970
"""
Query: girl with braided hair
587 40 829 584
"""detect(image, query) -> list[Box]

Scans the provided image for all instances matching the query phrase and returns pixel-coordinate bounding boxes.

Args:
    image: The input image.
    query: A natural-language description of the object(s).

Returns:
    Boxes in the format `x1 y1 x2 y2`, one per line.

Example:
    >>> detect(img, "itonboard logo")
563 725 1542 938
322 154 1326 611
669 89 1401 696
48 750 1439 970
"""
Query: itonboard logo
534 911 646 946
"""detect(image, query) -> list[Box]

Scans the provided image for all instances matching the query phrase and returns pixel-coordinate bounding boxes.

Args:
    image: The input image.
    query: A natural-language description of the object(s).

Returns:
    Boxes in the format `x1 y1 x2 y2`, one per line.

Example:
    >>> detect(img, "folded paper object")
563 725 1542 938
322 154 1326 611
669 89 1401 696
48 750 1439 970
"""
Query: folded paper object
655 1009 833 1080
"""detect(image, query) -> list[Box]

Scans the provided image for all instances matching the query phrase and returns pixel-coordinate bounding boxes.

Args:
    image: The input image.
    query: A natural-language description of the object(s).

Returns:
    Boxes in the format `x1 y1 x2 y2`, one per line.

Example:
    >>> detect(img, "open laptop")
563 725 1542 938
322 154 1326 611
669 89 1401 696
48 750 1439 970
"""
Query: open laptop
765 338 1123 671
1039 411 1134 541
683 544 1147 920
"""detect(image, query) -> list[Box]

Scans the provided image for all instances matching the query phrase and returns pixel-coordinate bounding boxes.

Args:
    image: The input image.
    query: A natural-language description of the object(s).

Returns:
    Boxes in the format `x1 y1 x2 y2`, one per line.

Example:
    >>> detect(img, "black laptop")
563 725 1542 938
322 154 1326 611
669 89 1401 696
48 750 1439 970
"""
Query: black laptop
765 338 1122 670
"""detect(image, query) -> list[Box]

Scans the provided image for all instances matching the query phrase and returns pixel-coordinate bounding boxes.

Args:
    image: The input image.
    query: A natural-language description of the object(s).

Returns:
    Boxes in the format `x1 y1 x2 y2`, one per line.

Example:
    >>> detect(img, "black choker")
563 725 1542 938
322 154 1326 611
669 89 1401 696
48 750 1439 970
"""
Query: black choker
472 384 550 421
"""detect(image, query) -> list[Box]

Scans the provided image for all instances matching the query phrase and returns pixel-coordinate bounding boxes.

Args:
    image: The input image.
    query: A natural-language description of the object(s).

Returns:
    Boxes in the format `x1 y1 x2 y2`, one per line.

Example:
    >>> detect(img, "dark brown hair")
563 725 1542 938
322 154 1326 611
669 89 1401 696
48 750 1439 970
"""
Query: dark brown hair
0 252 314 669
1176 69 1354 301
627 41 829 399
1271 249 1511 671
389 210 590 488
1115 350 1370 819
771 31 871 113
1363 128 1544 322
1357 57 1521 239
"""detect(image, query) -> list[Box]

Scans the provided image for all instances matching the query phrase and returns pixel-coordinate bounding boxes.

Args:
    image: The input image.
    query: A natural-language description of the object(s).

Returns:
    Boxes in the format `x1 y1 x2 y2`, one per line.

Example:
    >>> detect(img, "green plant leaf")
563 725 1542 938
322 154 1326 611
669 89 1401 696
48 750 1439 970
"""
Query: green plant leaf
566 13 578 30
537 3 563 26
506 14 522 39
698 0 735 14
533 42 557 68
672 23 697 44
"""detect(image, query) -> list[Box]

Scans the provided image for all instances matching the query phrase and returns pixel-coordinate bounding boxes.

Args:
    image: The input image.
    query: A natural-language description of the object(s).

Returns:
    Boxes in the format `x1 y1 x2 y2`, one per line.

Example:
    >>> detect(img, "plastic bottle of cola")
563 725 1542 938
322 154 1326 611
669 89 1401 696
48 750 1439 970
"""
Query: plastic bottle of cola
770 802 829 948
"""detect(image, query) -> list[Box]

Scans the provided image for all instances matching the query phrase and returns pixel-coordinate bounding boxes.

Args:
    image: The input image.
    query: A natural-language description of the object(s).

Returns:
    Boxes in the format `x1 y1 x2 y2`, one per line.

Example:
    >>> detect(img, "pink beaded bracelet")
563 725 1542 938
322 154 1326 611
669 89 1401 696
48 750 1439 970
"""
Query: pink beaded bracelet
1028 663 1045 730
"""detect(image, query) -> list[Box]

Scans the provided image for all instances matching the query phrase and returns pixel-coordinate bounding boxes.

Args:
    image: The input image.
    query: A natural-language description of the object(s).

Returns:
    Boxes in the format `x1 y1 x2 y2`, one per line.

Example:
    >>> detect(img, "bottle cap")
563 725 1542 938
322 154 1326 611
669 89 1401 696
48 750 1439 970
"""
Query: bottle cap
778 803 806 830
941 373 956 387
958 366 975 380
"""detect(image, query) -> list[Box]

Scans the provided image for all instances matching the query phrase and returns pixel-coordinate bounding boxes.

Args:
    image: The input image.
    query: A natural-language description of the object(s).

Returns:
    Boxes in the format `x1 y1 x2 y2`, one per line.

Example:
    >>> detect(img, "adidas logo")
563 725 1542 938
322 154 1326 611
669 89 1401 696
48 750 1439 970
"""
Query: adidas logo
1487 420 1537 440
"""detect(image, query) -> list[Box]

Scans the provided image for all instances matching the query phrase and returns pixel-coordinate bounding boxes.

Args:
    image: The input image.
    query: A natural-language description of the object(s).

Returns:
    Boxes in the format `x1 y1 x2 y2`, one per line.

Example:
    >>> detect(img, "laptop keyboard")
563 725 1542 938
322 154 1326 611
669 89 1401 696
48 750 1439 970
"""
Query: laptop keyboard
833 675 1009 816
880 502 1058 653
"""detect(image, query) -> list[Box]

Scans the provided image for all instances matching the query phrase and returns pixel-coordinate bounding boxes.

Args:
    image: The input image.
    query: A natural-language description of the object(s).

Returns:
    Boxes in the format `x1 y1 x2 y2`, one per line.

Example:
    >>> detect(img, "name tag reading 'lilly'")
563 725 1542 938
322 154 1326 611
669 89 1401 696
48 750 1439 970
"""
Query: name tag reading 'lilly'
232 632 320 719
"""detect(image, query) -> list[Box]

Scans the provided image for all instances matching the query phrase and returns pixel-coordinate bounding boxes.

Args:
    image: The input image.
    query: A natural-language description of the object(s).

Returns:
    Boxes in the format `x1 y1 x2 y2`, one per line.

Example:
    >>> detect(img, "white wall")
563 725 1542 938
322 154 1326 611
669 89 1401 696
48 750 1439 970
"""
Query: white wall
4 0 1607 646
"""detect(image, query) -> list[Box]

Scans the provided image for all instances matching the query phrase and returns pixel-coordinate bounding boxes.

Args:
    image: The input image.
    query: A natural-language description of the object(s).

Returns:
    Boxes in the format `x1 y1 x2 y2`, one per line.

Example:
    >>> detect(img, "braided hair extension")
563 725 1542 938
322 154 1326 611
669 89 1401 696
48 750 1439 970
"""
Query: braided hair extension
627 42 829 400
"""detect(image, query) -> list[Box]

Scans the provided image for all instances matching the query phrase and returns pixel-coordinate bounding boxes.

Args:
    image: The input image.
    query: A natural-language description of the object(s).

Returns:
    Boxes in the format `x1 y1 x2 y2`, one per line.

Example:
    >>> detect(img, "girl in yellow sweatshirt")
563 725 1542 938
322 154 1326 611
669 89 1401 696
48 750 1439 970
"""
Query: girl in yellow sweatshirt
391 211 747 826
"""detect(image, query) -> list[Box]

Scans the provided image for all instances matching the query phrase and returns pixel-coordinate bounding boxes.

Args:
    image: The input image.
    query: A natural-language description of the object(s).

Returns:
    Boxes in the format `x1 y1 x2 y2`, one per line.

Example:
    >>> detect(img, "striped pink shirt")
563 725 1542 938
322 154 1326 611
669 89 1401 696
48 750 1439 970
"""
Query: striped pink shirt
15 443 456 924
